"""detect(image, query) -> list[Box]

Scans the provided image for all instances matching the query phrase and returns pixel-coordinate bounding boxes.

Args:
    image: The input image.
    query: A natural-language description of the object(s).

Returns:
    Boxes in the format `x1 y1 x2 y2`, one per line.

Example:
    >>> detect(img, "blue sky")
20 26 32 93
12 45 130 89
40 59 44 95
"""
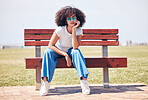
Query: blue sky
0 0 148 46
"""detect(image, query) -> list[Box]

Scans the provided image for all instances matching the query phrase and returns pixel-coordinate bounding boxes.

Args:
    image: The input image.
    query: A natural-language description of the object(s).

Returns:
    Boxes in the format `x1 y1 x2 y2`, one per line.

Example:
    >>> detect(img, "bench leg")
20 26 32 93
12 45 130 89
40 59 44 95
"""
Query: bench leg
35 46 41 90
102 45 109 88
103 68 109 88
36 69 41 90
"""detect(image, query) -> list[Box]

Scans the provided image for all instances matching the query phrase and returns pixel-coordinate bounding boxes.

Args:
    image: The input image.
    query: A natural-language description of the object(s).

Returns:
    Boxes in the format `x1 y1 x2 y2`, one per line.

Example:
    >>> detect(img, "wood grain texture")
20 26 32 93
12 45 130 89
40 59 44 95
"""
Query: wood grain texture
83 29 118 34
24 41 119 46
25 57 127 69
24 35 118 40
24 35 52 40
24 29 118 34
24 29 119 46
24 29 55 34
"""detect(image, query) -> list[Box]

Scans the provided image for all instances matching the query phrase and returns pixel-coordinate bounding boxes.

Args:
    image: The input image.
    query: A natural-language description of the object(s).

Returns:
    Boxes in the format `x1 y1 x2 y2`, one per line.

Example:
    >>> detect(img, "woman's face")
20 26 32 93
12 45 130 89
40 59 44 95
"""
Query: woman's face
66 14 77 27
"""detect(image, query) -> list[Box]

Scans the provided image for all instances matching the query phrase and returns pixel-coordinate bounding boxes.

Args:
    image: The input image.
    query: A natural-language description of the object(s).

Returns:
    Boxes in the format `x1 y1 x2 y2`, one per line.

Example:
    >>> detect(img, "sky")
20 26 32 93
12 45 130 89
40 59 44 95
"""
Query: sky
0 0 148 46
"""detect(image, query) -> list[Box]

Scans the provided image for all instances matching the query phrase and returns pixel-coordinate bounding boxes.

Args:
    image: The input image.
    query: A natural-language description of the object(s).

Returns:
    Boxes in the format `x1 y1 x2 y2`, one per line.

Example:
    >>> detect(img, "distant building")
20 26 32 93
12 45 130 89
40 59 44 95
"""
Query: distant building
0 45 3 49
0 45 23 49
126 41 148 46
126 40 133 46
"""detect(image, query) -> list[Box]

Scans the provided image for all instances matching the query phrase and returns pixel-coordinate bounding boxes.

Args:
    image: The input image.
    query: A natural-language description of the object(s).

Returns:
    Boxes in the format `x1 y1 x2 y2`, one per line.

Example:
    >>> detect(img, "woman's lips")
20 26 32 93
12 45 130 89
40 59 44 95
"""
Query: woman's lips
70 22 75 24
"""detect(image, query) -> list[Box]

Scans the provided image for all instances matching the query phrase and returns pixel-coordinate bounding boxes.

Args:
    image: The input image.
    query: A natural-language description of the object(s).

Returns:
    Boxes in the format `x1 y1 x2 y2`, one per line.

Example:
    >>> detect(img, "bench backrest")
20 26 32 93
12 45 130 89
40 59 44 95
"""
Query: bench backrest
24 29 119 46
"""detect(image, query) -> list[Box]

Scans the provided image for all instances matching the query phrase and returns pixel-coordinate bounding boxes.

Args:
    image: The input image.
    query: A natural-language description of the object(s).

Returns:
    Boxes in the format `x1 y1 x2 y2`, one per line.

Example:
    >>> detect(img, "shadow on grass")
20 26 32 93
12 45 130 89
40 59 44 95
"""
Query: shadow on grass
47 84 146 96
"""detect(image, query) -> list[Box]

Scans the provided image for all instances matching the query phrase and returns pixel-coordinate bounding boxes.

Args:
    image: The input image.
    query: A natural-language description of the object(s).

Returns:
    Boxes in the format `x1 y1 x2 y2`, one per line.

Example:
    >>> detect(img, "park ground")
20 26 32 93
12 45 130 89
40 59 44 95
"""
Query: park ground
0 46 148 99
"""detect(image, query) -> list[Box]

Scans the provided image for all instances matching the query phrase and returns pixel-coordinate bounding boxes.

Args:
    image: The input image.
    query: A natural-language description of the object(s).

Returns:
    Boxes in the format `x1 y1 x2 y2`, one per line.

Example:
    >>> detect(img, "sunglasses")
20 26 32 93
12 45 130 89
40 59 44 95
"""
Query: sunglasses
67 17 77 21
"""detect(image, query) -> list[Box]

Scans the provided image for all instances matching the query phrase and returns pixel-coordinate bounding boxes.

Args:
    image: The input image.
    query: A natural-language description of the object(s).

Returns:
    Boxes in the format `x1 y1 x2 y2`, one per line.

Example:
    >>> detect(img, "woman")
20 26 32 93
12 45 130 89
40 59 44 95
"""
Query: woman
40 6 90 96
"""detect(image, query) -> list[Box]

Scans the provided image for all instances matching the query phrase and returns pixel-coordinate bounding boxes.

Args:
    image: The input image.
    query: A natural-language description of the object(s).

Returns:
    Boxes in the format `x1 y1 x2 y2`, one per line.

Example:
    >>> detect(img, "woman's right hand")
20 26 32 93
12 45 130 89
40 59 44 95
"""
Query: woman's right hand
64 54 72 67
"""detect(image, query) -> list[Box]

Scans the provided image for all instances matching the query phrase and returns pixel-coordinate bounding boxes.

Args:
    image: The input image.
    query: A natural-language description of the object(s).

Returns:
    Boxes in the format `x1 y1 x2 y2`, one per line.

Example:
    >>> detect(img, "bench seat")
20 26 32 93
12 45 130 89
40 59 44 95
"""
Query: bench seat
25 57 127 69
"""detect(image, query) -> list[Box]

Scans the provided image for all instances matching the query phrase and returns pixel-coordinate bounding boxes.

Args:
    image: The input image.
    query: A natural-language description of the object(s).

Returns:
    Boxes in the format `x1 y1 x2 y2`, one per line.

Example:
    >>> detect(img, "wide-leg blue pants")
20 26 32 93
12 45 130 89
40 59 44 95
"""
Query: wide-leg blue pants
41 48 89 83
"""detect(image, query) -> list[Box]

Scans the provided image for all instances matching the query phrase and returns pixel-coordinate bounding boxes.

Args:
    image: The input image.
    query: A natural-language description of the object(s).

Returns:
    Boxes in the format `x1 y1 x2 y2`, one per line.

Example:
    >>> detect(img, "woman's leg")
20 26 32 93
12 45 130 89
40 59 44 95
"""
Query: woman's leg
68 48 90 95
68 48 89 80
40 48 64 96
81 76 87 80
41 48 63 83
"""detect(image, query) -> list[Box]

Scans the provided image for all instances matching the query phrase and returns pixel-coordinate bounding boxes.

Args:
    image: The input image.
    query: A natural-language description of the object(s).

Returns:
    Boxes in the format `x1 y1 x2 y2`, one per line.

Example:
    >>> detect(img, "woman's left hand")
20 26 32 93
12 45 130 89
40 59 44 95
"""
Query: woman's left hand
73 20 80 30
65 55 72 67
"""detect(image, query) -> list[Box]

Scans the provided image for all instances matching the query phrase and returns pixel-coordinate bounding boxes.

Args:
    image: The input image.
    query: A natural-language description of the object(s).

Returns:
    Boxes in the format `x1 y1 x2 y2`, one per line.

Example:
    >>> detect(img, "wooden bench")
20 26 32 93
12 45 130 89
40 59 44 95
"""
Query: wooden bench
24 29 127 90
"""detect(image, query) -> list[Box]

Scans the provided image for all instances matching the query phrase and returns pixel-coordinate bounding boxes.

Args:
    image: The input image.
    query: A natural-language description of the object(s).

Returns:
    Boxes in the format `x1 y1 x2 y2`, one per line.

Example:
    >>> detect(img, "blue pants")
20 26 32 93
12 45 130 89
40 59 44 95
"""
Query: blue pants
41 48 89 82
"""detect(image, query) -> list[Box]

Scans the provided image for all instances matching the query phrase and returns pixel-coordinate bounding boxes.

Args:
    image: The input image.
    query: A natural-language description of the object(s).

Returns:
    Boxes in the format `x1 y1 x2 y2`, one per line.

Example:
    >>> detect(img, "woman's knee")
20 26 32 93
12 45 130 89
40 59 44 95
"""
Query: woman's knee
71 48 81 54
44 48 55 55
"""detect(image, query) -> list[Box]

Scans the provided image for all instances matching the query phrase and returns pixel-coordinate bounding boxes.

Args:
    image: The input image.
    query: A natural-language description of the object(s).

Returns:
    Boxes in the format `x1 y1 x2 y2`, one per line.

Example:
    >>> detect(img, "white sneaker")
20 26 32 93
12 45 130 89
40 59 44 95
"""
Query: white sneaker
40 81 50 96
80 80 90 95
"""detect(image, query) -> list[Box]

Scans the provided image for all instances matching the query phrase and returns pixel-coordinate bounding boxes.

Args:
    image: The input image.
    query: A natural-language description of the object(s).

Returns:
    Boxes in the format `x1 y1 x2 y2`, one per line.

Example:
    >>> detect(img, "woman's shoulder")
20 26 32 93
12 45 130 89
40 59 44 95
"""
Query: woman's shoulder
76 27 83 33
76 27 82 31
76 27 83 35
54 26 66 37
55 26 65 32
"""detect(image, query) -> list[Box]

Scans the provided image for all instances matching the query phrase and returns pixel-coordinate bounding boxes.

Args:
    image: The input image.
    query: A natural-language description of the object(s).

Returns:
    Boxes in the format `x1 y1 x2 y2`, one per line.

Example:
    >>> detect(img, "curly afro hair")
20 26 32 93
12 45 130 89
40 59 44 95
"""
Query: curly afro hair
55 6 86 27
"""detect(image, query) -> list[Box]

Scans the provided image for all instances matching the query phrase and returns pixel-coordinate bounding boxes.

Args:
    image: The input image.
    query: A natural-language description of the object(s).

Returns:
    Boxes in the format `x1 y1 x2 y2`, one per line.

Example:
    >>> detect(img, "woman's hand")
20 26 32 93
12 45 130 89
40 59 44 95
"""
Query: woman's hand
64 54 72 67
73 20 80 30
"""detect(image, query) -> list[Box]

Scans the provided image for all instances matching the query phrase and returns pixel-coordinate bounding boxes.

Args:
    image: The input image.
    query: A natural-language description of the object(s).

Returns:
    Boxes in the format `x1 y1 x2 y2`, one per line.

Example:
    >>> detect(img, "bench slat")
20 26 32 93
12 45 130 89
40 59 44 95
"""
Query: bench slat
25 57 127 69
24 35 118 40
24 35 52 40
83 29 118 34
24 29 118 34
81 41 119 46
24 29 55 34
82 35 118 40
25 41 119 46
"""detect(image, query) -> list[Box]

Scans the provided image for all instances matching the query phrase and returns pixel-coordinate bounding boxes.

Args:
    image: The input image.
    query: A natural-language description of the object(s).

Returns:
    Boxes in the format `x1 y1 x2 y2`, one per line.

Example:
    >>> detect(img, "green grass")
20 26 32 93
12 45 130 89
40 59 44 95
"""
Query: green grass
0 46 148 87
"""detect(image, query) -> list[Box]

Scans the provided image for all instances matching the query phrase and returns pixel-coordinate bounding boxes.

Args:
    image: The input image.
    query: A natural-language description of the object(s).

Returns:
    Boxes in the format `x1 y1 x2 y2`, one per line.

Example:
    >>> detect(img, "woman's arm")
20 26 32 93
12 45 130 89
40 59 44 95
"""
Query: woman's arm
72 29 82 49
48 32 72 67
48 32 67 56
72 21 82 49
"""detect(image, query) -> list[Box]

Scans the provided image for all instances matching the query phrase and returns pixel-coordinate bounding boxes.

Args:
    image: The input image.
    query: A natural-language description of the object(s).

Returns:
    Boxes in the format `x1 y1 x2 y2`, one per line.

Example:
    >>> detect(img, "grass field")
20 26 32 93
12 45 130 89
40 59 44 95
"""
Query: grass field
0 46 148 87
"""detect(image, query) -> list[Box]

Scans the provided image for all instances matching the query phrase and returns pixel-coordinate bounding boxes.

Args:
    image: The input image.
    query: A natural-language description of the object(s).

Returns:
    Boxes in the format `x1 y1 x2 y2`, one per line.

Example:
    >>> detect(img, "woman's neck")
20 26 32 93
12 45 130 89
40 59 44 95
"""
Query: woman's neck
67 26 73 34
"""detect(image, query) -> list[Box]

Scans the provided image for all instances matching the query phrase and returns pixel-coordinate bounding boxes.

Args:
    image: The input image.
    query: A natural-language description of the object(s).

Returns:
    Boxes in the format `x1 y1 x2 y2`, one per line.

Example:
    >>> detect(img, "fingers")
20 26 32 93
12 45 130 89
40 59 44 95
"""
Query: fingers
67 57 72 67
73 21 80 29
65 55 72 67
76 20 80 25
77 20 80 24
67 62 72 67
